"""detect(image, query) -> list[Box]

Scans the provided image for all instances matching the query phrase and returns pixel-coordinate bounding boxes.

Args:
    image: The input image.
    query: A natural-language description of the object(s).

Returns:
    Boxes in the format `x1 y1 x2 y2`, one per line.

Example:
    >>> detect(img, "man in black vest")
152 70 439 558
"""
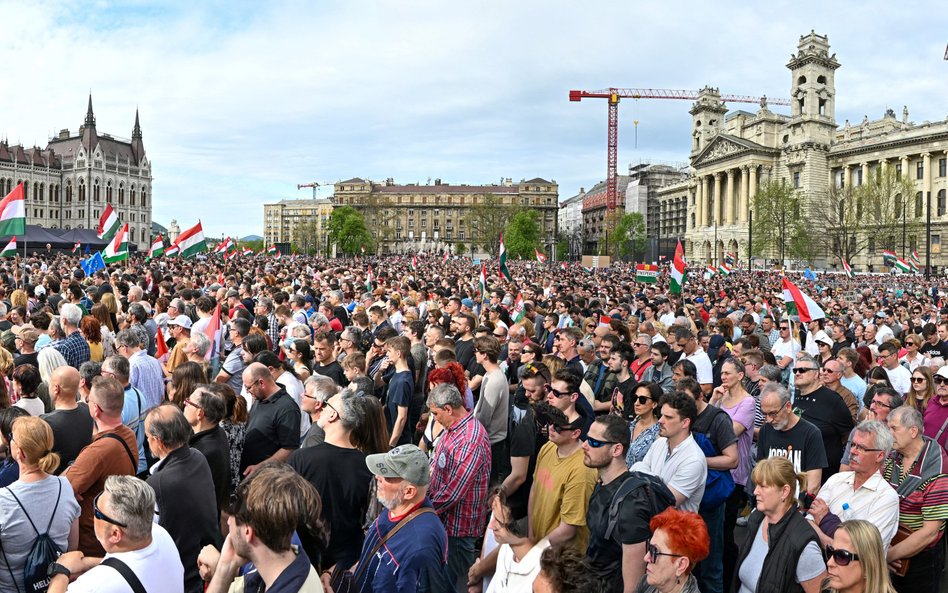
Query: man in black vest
146 404 221 593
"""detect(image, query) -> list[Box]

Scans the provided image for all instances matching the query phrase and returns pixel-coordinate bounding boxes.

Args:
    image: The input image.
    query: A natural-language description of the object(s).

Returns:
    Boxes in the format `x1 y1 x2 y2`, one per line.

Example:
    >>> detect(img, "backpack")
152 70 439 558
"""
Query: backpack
693 407 735 512
604 471 675 542
0 480 63 593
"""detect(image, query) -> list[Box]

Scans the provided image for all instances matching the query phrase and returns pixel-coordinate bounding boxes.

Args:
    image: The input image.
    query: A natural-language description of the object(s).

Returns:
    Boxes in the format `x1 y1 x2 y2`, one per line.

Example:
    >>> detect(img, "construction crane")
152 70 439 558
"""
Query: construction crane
569 87 791 211
297 182 323 199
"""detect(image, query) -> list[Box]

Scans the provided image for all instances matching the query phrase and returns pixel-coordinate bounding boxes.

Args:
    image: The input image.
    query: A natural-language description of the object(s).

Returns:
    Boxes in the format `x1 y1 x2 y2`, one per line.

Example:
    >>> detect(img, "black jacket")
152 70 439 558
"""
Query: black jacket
189 426 231 513
147 445 222 593
732 504 819 593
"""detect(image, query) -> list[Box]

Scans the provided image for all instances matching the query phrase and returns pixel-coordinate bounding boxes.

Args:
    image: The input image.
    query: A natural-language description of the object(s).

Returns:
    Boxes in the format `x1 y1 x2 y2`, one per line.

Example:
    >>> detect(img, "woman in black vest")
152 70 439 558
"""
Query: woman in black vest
733 457 826 593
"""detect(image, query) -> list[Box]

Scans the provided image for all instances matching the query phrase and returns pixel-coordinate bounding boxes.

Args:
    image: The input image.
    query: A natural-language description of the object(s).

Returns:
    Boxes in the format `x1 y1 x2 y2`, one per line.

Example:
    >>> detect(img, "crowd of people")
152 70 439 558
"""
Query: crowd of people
0 251 945 593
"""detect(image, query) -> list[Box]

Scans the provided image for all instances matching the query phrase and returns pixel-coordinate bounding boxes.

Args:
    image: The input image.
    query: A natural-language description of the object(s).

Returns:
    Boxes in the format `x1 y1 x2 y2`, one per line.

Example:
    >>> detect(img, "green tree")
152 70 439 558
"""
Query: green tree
242 239 265 253
603 212 646 260
327 206 373 255
455 242 467 256
750 181 806 266
807 167 920 264
466 193 519 257
291 219 320 255
503 210 540 259
556 237 569 260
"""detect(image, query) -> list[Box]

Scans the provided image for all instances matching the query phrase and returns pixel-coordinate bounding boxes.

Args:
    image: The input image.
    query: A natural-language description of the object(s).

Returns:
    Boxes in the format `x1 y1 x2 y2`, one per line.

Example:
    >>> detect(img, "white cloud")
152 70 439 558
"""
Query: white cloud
1 0 946 236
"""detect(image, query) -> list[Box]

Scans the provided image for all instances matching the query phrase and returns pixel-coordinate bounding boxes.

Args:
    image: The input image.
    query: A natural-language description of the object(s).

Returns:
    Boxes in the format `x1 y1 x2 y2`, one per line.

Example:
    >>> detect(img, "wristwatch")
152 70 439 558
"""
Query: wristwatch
47 562 71 579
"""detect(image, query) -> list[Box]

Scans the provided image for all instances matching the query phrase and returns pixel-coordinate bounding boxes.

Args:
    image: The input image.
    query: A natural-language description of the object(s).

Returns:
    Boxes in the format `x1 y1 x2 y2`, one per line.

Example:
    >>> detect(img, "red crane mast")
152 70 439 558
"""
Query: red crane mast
569 88 791 211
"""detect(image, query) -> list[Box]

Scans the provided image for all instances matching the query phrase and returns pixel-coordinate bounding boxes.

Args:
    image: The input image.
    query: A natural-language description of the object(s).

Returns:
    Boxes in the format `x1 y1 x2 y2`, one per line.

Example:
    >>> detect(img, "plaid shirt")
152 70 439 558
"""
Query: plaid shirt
266 313 280 351
54 330 90 369
429 412 491 537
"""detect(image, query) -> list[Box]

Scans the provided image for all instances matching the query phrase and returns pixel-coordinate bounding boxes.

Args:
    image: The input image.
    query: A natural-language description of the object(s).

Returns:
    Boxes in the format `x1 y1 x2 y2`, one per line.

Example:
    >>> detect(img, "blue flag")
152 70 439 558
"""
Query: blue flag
81 251 105 276
803 268 817 281
84 244 90 255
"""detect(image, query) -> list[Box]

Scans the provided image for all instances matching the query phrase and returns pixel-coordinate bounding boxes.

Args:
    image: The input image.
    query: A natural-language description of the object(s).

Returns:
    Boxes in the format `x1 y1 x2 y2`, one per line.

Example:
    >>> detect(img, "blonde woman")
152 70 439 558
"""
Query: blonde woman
824 520 896 593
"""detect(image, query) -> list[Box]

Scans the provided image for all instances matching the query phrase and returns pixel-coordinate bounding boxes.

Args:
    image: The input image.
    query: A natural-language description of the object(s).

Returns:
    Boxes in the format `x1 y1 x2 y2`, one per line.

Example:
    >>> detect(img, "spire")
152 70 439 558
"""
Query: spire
132 108 142 140
85 93 96 128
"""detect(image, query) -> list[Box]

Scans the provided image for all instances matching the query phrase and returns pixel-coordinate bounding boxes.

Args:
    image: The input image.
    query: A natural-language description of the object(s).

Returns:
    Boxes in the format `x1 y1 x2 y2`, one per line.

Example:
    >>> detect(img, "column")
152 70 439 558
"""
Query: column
702 175 711 228
725 169 736 225
695 180 704 228
901 156 910 180
711 172 721 224
739 165 750 223
843 165 851 189
749 165 758 210
861 162 869 187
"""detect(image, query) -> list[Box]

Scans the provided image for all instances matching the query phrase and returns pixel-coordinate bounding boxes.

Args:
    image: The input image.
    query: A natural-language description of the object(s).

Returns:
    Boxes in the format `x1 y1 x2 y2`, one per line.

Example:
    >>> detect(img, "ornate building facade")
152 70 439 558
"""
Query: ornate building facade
333 177 559 255
656 31 948 269
0 96 153 249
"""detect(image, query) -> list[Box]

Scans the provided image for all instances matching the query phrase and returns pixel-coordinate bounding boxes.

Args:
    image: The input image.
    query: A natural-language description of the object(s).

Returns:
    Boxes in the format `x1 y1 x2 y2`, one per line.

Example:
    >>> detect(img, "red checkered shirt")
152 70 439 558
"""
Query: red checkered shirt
428 412 492 537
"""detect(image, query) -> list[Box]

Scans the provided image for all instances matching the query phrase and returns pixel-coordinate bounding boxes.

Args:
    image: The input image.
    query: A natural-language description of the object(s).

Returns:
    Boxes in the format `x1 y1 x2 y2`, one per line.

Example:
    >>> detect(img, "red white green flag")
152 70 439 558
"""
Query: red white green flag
894 258 913 273
498 234 511 281
267 245 277 255
72 241 81 254
242 247 254 257
842 258 855 278
0 183 26 237
782 277 825 323
512 292 525 323
670 239 686 294
635 263 659 283
102 223 129 263
560 262 568 271
534 248 547 264
0 236 16 258
176 221 208 259
97 204 120 241
480 261 488 301
147 234 165 260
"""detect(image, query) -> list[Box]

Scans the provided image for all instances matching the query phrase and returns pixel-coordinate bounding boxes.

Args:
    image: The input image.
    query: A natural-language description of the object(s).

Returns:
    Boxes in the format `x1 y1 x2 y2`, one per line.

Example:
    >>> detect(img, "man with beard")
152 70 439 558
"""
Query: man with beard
323 445 448 592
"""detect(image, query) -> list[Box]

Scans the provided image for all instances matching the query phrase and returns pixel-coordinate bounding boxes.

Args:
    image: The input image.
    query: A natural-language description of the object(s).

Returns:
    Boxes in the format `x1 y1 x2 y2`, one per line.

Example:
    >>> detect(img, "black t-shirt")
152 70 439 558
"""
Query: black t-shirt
794 386 855 478
585 472 654 589
756 418 827 475
288 443 373 570
13 351 39 368
240 389 301 472
455 338 475 369
692 404 738 453
313 361 349 388
611 377 638 420
506 401 537 518
41 404 94 474
919 339 948 360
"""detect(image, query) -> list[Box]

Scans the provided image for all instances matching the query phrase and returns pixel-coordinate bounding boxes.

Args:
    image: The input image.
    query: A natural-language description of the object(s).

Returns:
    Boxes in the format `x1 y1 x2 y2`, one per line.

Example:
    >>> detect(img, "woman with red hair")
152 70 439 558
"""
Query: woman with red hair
419 362 468 454
637 507 709 593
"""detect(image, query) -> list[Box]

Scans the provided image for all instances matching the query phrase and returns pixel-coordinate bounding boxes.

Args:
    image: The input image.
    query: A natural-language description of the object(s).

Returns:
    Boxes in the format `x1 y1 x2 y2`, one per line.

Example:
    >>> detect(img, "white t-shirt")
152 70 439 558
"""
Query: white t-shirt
631 434 707 513
486 538 551 593
277 371 310 439
685 349 713 386
884 364 912 397
69 524 184 593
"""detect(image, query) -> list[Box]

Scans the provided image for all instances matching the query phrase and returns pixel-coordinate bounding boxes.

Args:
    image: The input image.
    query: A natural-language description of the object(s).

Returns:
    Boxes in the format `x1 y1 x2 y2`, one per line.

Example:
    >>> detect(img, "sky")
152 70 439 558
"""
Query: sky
1 0 946 238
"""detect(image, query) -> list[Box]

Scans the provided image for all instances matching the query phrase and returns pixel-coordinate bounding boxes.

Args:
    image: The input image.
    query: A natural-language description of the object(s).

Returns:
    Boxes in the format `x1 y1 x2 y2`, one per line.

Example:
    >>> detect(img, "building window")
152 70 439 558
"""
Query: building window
835 170 844 189
896 164 902 180
939 190 946 217
940 158 947 177
917 161 924 180
793 172 801 188
855 168 863 186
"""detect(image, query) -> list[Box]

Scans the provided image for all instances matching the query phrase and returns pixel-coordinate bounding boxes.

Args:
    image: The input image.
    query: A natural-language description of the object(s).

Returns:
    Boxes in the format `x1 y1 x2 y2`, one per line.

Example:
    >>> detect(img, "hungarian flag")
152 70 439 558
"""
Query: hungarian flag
0 183 26 237
911 250 922 268
635 263 659 283
72 241 81 254
560 262 568 271
534 248 547 264
97 204 121 241
226 249 239 260
365 266 374 291
411 255 418 270
0 236 16 258
176 221 208 258
598 314 612 327
274 251 282 259
242 247 254 257
215 237 232 254
511 292 526 323
842 258 855 278
442 251 449 263
881 250 897 263
704 266 716 279
760 300 773 320
267 245 277 255
147 234 165 260
717 263 732 276
724 252 735 266
203 302 221 361
894 258 913 273
782 277 825 323
498 233 511 281
165 244 180 257
102 223 129 263
670 239 686 294
479 261 488 301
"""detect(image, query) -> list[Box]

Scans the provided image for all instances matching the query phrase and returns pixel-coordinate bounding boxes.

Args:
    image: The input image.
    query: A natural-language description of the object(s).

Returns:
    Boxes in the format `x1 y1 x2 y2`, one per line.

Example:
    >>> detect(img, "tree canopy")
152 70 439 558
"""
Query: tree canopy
327 206 373 255
503 210 540 259
466 194 519 257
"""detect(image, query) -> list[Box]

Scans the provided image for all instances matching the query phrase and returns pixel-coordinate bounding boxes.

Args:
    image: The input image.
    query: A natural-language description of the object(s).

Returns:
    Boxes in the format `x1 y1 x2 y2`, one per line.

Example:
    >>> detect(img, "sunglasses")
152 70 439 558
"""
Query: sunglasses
582 435 619 448
792 367 818 374
635 395 655 405
935 376 948 386
545 385 572 398
93 492 127 528
825 545 860 566
911 377 927 383
646 540 685 564
550 423 580 433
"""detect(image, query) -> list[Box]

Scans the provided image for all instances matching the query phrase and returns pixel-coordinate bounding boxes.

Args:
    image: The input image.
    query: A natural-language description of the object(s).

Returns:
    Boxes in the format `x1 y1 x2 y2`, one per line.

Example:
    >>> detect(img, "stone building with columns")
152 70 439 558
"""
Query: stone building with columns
657 31 948 269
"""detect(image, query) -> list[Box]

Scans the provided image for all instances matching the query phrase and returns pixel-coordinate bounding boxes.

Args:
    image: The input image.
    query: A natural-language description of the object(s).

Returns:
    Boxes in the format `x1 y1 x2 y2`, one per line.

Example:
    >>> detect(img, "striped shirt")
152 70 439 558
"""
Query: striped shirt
882 436 948 542
428 412 491 538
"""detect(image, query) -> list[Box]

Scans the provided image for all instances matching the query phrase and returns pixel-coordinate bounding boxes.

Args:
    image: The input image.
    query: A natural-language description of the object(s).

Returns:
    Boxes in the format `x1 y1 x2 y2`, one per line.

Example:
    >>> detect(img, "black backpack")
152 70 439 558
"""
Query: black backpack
604 471 675 542
0 480 63 593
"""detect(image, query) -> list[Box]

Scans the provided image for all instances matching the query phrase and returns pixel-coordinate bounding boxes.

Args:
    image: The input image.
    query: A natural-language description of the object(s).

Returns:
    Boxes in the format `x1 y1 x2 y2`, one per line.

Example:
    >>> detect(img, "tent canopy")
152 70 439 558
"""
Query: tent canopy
52 228 110 251
0 225 74 250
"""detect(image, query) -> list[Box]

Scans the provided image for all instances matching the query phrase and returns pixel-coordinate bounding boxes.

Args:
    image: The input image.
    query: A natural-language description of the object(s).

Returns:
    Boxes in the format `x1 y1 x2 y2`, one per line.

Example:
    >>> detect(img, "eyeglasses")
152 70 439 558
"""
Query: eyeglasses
870 399 893 408
825 545 860 566
634 342 649 348
792 367 818 374
905 342 916 347
911 377 928 383
493 333 506 338
850 441 883 454
635 395 655 405
550 423 580 433
93 492 128 528
820 367 840 374
582 435 619 448
646 540 685 564
761 407 785 419
779 326 790 331
545 385 572 398
183 399 202 410
323 400 339 416
935 376 948 386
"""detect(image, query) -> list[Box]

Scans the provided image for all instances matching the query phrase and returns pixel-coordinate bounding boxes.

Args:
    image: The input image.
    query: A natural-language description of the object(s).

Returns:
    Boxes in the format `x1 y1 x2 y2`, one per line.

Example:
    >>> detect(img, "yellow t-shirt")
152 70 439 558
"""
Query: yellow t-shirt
530 440 597 552
88 341 104 363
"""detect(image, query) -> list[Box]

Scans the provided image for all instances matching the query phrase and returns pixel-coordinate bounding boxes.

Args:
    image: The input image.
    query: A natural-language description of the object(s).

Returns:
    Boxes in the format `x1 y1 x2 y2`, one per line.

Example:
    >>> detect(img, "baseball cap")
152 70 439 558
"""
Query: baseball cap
16 328 39 344
461 298 475 309
365 445 430 486
226 289 239 299
33 286 46 297
168 315 192 329
936 366 948 381
813 330 833 347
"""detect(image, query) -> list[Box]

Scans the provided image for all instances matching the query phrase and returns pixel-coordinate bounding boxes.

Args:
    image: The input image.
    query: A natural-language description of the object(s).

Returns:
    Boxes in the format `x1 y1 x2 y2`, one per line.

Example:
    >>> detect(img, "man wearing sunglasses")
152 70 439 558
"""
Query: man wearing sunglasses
583 415 671 593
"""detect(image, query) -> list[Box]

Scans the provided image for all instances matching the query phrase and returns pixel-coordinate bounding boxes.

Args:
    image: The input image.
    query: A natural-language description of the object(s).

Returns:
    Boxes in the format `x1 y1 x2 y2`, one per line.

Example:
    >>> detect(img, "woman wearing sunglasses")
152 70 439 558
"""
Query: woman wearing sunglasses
824 520 896 593
625 382 662 466
733 456 826 593
905 366 934 412
636 507 708 593
900 334 930 372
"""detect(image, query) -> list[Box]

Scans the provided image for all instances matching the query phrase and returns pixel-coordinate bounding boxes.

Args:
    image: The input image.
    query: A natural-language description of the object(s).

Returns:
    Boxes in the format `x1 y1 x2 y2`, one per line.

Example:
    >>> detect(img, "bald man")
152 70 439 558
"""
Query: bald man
41 366 93 474
239 362 300 477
